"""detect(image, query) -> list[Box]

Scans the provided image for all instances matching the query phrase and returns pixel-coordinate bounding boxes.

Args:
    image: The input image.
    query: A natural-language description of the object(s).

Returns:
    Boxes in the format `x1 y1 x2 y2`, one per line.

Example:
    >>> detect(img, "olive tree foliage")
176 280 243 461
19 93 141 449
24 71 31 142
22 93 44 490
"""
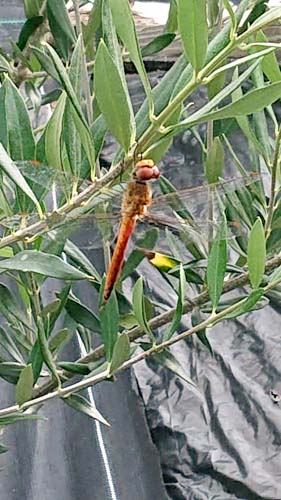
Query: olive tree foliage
0 0 279 445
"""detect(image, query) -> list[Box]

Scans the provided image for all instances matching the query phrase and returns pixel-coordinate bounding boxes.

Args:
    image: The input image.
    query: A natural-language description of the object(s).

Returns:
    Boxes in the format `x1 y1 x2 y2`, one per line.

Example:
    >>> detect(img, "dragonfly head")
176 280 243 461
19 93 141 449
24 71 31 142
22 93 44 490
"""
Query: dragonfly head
134 159 160 181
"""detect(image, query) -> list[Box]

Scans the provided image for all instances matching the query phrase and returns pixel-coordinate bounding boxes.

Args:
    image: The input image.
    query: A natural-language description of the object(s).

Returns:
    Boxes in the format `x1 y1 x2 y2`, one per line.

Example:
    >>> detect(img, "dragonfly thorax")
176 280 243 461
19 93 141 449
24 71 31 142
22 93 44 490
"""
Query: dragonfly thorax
121 180 152 217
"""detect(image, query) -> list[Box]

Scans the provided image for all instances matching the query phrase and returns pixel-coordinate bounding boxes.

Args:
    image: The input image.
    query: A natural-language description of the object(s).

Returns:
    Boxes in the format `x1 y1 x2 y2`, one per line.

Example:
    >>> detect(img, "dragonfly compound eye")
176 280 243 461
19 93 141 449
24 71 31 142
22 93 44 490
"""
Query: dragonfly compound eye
135 159 160 180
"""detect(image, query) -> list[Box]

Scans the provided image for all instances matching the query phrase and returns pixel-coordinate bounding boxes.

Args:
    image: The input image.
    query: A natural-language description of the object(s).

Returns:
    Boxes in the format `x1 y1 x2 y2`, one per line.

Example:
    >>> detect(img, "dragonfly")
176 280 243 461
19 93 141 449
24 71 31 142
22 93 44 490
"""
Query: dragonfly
0 159 261 302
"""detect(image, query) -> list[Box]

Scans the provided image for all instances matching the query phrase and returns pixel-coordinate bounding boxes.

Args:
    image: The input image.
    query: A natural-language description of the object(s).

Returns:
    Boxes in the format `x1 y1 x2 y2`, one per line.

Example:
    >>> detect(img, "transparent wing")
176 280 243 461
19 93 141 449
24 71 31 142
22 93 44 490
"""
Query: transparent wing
149 173 261 219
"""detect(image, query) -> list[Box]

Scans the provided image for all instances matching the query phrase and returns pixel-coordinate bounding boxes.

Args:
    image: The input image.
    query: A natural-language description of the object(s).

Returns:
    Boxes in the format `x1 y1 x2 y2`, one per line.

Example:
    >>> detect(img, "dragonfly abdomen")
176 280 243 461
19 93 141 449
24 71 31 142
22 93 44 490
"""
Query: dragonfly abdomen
103 215 137 302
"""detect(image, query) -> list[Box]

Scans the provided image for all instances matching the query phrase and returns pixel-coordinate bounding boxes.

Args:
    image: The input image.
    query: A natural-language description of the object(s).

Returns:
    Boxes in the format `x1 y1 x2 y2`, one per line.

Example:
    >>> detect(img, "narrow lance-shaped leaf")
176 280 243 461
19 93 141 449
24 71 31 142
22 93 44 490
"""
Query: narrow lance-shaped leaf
100 291 119 361
32 46 60 82
84 0 102 58
0 77 35 160
109 0 153 110
167 79 281 139
247 218 266 289
243 6 281 38
164 264 185 341
205 137 224 184
207 216 227 311
141 33 176 58
132 278 155 344
45 91 66 169
256 31 281 83
133 0 251 143
15 364 34 406
0 144 41 214
63 393 110 426
63 35 84 176
224 288 265 319
65 297 101 333
46 0 76 60
231 68 267 160
153 349 197 389
178 0 208 72
0 250 90 280
43 43 95 172
192 309 213 355
94 39 135 152
24 0 45 18
165 0 178 33
102 0 124 78
109 333 130 374
17 16 44 51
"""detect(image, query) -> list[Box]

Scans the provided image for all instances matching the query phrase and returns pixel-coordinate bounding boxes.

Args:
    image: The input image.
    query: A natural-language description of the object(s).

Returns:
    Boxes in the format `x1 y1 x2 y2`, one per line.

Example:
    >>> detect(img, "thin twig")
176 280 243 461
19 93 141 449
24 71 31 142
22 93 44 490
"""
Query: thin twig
2 271 281 418
33 250 281 398
0 160 127 250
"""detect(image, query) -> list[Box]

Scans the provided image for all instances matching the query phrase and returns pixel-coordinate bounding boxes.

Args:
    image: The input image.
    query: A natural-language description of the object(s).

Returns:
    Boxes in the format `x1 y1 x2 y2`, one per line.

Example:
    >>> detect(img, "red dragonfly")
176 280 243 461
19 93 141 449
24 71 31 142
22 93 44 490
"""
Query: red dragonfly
0 160 261 302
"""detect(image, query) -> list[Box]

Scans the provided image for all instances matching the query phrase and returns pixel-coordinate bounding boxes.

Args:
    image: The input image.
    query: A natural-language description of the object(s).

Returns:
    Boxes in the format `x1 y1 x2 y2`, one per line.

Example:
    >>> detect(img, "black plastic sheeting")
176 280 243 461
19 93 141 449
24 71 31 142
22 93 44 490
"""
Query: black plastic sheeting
135 289 281 499
1 2 281 500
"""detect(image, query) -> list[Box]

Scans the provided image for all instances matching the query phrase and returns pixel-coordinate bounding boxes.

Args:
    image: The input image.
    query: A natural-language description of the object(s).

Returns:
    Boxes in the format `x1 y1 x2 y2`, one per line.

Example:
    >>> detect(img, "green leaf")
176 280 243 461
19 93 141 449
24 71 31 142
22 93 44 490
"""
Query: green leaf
46 0 76 60
153 349 197 389
0 283 34 331
0 77 35 160
64 239 101 282
132 278 155 343
207 0 220 27
0 55 11 74
0 144 41 211
44 43 95 170
100 291 119 361
24 0 45 18
156 59 263 145
63 35 84 176
109 0 153 109
205 137 225 184
94 39 135 152
257 32 281 83
0 412 45 425
133 0 250 145
208 71 226 100
141 33 176 58
121 228 159 281
84 0 102 58
45 91 66 169
207 217 227 310
231 68 267 160
63 393 109 426
247 218 266 289
164 264 185 341
32 46 60 82
189 80 281 125
48 329 71 354
65 297 101 333
224 288 265 319
0 251 90 280
165 0 178 33
109 333 130 374
17 16 44 51
0 326 24 364
178 0 208 72
244 6 281 38
58 361 90 375
192 309 213 355
15 364 34 406
0 362 25 384
102 0 124 77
